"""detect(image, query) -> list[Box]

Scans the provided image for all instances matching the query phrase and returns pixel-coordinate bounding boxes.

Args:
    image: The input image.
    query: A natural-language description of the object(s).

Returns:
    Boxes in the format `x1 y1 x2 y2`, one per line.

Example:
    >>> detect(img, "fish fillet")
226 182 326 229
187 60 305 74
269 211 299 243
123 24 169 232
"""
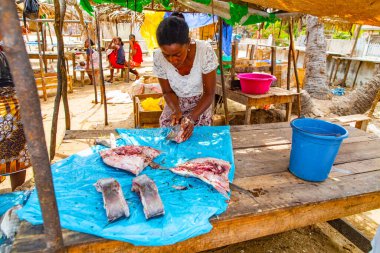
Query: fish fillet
132 174 165 219
171 158 231 198
95 178 130 222
100 145 160 175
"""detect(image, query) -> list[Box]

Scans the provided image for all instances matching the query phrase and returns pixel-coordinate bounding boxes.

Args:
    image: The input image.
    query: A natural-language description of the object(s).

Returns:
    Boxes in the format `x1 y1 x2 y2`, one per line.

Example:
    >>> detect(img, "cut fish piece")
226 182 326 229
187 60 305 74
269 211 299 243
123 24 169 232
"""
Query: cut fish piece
100 145 160 175
95 178 130 222
166 117 191 143
132 174 165 219
171 158 231 198
0 205 21 240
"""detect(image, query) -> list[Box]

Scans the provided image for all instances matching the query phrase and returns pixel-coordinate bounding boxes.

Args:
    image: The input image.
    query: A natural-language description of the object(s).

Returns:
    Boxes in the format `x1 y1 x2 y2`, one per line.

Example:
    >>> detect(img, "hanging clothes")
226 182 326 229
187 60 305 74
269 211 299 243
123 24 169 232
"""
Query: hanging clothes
222 21 233 56
140 11 165 50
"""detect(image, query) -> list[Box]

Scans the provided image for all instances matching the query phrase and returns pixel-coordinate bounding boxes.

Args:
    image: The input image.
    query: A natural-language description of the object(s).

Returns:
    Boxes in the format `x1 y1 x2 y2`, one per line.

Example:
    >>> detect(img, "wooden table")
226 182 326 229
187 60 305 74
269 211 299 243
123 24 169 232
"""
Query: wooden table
12 123 380 252
216 85 299 124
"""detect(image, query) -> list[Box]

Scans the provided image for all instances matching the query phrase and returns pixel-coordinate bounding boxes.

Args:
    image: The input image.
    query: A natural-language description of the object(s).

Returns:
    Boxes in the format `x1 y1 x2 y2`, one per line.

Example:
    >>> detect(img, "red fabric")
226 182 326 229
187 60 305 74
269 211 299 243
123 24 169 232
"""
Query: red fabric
108 50 124 69
128 61 141 68
132 42 143 64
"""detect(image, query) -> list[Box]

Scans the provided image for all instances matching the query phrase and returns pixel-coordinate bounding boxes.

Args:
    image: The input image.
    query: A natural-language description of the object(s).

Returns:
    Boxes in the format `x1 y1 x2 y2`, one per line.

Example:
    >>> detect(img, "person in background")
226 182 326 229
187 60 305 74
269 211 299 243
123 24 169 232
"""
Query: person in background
153 16 218 141
170 11 185 19
127 34 142 80
83 39 99 85
0 34 31 191
107 37 125 83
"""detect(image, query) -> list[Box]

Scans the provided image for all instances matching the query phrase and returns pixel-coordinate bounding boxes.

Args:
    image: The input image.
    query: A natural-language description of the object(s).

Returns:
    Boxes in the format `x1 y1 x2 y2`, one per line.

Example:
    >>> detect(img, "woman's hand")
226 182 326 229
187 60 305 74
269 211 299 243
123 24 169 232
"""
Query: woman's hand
171 111 182 126
180 116 195 142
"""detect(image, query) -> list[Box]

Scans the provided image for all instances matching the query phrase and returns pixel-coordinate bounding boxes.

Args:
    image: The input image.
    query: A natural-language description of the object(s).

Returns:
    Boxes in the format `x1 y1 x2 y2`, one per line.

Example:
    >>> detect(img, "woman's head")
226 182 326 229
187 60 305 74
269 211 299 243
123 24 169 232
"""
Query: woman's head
156 17 190 67
113 37 123 46
85 39 95 48
157 16 189 46
129 34 136 42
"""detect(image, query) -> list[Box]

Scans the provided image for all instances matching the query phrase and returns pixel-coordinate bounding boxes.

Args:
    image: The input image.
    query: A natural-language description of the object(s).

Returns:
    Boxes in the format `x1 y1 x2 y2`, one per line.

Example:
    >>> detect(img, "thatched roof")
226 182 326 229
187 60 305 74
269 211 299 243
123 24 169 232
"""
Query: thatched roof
96 4 144 23
16 2 78 20
243 0 380 26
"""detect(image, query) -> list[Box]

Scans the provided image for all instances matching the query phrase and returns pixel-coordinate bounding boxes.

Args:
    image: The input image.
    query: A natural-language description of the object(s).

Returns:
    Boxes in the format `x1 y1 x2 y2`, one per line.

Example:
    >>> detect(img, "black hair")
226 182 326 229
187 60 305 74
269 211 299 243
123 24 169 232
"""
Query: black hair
116 37 124 46
129 34 136 39
170 12 185 19
86 39 95 46
156 16 189 46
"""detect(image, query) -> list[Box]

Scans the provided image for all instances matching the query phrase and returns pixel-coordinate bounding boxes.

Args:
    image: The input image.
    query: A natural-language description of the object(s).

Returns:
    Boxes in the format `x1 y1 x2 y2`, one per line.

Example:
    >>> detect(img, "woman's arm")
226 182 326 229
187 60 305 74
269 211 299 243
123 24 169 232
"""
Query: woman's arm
158 78 182 125
180 70 216 141
85 52 90 70
189 69 216 121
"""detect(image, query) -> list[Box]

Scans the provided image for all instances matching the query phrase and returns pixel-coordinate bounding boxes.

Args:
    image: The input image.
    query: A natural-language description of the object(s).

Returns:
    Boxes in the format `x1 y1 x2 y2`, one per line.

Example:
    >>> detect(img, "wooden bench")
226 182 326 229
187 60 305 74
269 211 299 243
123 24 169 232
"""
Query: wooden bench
35 72 73 101
335 114 371 131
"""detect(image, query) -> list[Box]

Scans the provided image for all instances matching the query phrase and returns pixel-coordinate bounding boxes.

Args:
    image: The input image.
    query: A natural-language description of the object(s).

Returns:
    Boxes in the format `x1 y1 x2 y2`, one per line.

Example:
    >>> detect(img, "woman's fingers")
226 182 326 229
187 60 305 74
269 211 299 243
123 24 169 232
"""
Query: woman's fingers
181 121 194 141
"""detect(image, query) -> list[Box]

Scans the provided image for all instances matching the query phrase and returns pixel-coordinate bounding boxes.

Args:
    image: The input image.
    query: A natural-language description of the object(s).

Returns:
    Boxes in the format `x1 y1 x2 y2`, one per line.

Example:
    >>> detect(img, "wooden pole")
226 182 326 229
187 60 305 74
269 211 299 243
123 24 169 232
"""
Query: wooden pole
0 1 64 251
218 17 229 125
95 9 108 125
85 24 98 104
289 18 301 117
35 22 47 101
286 41 291 90
350 25 362 57
41 23 48 72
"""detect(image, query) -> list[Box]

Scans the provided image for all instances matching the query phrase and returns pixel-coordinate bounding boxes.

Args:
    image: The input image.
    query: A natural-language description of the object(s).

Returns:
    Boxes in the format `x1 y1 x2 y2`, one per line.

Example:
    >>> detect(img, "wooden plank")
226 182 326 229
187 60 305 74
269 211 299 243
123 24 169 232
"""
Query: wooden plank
13 171 380 253
231 126 375 149
233 158 380 194
230 122 290 132
64 130 118 139
233 138 380 178
336 114 371 123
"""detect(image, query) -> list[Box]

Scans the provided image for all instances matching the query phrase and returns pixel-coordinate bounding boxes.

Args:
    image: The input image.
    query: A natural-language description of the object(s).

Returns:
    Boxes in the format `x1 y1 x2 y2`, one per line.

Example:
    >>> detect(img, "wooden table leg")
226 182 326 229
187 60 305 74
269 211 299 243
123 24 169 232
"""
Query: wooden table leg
286 102 293 121
342 59 352 86
333 59 341 83
81 72 85 87
352 61 363 90
245 105 252 125
329 58 336 85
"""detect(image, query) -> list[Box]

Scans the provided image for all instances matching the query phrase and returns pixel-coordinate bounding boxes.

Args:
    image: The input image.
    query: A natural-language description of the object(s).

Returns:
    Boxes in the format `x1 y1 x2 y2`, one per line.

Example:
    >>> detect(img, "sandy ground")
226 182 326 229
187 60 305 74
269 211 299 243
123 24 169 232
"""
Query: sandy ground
1 58 380 251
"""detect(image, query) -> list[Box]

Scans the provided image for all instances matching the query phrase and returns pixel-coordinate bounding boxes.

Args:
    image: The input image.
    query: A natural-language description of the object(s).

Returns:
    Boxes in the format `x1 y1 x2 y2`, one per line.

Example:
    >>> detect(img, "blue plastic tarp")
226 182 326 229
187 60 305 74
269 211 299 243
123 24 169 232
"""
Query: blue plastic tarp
164 12 217 29
0 191 30 216
18 126 235 246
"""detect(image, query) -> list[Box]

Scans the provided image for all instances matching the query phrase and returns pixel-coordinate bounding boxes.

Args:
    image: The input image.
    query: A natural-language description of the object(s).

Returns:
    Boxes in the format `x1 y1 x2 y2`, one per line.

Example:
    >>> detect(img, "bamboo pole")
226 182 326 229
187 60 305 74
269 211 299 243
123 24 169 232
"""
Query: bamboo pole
289 18 301 117
218 17 229 125
95 9 108 125
0 1 64 251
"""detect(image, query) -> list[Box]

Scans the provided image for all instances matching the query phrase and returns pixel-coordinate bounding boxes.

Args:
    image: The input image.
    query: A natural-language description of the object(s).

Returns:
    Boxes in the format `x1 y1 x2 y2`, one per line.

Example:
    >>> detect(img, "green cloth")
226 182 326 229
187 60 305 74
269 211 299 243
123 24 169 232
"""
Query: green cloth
224 2 248 25
242 13 278 26
80 0 94 15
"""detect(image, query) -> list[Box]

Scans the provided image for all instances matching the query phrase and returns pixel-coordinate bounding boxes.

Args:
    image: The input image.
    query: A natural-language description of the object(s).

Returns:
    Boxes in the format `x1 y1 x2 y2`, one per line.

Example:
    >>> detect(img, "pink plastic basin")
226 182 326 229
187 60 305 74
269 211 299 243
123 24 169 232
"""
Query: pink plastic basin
237 73 277 95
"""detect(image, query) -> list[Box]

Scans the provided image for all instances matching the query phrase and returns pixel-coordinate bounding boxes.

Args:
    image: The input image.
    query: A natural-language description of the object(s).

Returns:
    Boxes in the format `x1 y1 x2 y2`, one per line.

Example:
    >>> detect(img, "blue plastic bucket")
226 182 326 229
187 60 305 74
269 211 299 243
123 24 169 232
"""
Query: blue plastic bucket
289 118 348 182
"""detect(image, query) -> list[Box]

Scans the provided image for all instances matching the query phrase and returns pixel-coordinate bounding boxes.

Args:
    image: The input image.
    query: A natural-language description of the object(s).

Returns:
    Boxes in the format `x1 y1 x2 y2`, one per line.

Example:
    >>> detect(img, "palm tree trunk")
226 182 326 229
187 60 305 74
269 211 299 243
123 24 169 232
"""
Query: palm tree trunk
303 15 330 100
331 69 380 115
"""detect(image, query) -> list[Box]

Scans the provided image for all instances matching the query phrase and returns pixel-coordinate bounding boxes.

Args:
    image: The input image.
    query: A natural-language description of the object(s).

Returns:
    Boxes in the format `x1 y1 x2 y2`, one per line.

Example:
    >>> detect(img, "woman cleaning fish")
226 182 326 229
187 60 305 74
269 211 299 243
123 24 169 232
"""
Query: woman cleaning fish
153 15 218 143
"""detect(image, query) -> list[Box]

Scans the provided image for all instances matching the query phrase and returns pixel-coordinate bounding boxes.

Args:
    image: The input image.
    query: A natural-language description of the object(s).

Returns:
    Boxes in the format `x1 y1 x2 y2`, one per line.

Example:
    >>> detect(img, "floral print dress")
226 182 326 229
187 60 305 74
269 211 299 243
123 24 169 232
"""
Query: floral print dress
0 51 30 182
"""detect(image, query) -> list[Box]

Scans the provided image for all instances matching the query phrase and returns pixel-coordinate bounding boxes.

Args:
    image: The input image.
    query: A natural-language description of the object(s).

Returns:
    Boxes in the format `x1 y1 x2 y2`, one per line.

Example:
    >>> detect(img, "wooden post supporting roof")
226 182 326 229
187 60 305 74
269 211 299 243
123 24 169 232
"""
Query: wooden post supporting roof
0 0 64 251
218 17 229 125
95 9 109 125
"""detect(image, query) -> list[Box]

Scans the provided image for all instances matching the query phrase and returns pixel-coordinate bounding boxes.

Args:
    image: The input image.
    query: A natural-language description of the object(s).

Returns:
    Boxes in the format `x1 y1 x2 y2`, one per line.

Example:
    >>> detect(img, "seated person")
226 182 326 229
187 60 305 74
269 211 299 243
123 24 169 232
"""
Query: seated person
127 34 143 80
107 37 125 83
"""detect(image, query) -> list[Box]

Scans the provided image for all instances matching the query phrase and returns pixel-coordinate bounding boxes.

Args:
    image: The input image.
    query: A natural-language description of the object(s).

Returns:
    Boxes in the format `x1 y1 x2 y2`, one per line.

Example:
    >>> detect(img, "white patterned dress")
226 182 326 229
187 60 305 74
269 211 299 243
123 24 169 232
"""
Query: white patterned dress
153 40 218 127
